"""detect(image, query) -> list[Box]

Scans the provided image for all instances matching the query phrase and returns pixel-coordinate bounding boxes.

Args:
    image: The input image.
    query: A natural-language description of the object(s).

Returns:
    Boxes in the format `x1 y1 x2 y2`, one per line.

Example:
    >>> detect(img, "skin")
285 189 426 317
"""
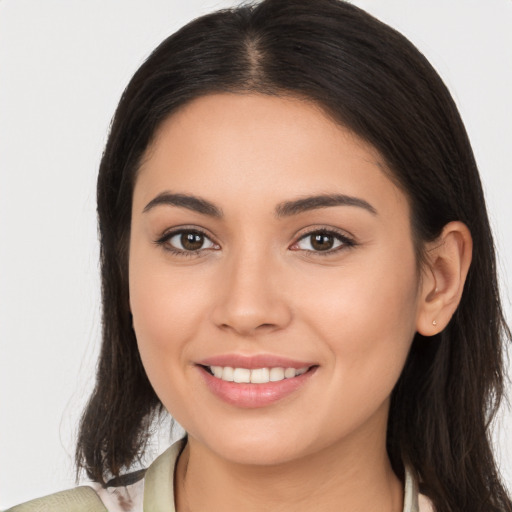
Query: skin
129 93 472 511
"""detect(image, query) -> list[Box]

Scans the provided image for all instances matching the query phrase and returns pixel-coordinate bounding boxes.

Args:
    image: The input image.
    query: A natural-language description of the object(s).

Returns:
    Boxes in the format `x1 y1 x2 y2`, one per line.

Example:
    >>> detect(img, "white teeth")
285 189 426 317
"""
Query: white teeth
221 366 234 381
212 366 223 378
284 367 296 379
208 365 309 383
250 368 270 383
269 367 285 381
233 368 251 383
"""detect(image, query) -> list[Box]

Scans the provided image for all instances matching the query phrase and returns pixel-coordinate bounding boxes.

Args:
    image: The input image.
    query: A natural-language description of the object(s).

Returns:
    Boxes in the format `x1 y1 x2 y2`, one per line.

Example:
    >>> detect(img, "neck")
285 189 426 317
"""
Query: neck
175 417 403 512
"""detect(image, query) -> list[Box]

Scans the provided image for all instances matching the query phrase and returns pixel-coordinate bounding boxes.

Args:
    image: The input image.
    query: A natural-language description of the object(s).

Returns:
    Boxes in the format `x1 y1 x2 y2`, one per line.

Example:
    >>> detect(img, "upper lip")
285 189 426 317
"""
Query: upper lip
197 354 316 370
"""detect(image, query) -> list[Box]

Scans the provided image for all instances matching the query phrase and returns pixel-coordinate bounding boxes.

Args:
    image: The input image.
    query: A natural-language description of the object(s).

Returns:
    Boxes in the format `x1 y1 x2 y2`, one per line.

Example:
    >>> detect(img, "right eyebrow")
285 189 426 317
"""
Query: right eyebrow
142 192 223 218
275 193 377 217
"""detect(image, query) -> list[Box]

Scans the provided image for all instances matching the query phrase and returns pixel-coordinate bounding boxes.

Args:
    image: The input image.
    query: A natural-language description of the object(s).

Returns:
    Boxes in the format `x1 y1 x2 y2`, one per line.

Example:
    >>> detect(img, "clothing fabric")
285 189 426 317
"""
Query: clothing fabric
7 438 434 511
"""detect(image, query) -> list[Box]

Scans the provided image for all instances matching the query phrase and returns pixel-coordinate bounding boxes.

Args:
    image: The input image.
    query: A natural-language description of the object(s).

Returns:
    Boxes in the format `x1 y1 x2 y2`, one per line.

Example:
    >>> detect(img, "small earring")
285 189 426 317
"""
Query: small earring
432 320 437 326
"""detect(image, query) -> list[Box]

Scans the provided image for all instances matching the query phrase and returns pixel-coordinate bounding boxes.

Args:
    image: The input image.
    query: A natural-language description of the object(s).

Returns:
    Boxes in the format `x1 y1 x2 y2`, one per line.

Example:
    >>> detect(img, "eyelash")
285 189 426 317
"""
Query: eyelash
154 227 356 257
292 228 356 255
154 227 217 257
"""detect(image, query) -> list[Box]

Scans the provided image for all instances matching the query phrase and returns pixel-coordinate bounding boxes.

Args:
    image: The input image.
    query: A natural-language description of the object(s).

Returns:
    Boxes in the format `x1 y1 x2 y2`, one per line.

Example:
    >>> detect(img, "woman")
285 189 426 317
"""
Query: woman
6 0 511 511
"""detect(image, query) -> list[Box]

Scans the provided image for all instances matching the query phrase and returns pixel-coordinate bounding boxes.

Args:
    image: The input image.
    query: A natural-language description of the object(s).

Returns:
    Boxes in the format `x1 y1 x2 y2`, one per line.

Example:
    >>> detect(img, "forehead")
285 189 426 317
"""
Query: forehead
135 93 408 220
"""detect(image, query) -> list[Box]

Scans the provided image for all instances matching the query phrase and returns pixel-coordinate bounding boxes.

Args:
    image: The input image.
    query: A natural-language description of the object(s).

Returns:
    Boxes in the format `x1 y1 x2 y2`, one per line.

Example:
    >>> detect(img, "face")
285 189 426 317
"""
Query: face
129 93 424 466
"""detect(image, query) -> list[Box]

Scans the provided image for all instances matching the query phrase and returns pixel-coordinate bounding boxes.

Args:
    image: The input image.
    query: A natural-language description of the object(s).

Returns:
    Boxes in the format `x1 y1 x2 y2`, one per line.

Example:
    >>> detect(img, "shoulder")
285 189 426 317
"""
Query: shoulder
4 439 186 512
5 486 107 512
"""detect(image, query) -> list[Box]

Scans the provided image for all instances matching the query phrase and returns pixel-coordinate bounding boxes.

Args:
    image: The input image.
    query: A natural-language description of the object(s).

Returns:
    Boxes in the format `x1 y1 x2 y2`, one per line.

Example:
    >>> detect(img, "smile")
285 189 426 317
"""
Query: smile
197 361 318 408
206 365 310 383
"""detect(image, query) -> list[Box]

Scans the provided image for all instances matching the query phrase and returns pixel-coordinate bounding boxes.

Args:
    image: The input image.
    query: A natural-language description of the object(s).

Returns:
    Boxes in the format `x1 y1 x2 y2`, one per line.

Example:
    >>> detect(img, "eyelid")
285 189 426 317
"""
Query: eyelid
155 225 213 243
290 226 356 254
153 224 356 256
154 225 220 255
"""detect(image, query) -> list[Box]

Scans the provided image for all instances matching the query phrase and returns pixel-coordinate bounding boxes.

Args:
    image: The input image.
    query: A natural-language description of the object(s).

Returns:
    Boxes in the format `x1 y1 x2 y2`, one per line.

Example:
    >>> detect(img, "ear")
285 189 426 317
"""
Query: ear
416 221 473 336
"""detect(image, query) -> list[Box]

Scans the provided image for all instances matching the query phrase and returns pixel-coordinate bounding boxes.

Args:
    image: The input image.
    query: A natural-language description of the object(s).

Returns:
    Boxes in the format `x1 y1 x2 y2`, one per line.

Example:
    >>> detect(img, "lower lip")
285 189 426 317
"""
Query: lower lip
197 366 317 408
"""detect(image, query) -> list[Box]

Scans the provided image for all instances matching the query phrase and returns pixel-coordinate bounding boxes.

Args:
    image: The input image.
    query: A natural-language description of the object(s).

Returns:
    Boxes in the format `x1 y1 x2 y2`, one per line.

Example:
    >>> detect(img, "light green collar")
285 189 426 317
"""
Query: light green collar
143 438 186 511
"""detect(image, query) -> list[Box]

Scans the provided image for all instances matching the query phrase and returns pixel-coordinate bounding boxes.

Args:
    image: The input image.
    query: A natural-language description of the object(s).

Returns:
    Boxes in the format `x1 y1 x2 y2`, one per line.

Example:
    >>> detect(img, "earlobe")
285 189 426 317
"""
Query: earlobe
416 221 472 336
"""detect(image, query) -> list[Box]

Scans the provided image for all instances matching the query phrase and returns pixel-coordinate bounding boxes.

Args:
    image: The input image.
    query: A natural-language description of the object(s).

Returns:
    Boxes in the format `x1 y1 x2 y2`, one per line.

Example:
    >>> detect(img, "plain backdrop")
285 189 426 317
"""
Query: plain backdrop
1 0 511 508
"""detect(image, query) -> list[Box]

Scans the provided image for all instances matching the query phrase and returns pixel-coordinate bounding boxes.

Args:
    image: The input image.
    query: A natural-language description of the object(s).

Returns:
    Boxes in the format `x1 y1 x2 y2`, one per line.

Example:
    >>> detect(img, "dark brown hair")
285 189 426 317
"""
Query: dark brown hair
76 1 512 510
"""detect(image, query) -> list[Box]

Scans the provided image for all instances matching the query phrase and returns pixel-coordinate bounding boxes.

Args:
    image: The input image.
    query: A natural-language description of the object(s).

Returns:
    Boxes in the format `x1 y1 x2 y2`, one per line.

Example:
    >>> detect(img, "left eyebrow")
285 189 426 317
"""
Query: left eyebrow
275 194 378 217
142 192 223 217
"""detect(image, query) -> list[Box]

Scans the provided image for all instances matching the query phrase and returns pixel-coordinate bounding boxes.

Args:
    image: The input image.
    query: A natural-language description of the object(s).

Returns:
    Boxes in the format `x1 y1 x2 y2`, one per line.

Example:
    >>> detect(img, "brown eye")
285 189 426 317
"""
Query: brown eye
166 230 216 252
181 232 205 250
310 233 335 251
294 230 352 253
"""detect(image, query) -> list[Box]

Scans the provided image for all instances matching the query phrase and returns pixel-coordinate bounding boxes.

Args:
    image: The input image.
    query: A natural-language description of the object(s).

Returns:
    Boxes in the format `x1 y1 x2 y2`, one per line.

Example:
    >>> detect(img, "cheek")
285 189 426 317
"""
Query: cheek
297 249 420 411
128 245 209 391
300 249 419 334
131 273 202 344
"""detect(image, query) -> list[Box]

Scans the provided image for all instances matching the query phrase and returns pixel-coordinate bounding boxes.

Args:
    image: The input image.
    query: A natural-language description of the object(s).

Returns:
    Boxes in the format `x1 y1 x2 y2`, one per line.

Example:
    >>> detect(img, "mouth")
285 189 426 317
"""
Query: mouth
200 364 313 383
196 359 318 408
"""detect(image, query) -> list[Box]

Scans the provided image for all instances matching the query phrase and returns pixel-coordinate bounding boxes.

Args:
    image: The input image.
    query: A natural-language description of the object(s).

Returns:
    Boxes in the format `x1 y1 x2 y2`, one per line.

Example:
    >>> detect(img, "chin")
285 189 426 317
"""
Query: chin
189 425 320 467
216 441 303 466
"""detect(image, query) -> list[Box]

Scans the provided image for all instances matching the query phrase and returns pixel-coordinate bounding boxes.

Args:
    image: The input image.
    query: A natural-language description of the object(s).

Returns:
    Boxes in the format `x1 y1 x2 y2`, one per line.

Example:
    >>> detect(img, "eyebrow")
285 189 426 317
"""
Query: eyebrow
143 192 377 218
275 194 377 217
143 192 223 217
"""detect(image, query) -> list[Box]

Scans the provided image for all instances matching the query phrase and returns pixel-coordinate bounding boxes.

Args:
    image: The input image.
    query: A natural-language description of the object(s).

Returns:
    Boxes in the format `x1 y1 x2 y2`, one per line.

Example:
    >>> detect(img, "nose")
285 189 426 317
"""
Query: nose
211 250 293 337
